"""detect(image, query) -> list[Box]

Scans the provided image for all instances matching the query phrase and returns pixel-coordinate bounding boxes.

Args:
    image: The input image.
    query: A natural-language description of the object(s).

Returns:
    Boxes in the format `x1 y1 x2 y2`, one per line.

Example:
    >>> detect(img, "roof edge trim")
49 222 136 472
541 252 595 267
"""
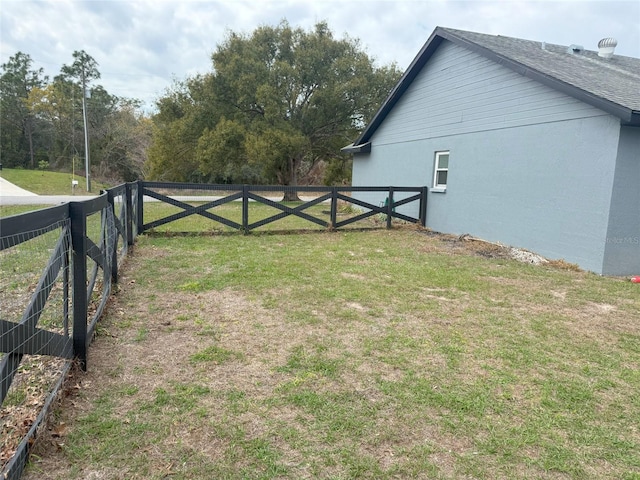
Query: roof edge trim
351 28 446 147
349 26 638 146
341 142 372 154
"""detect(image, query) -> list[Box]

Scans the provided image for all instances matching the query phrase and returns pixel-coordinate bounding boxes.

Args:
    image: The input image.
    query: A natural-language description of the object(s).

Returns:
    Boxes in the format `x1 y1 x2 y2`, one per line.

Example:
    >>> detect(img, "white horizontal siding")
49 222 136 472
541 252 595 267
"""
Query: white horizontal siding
372 41 608 145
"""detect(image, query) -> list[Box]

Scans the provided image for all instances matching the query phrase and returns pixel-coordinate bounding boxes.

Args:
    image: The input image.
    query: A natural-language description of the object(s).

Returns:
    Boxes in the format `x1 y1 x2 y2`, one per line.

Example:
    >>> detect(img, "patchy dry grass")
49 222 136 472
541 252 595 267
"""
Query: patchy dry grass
23 228 640 479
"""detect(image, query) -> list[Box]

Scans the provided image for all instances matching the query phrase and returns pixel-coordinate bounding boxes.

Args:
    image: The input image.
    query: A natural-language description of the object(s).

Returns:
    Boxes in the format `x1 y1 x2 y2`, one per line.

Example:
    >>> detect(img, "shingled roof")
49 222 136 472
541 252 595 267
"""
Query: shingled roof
344 27 640 153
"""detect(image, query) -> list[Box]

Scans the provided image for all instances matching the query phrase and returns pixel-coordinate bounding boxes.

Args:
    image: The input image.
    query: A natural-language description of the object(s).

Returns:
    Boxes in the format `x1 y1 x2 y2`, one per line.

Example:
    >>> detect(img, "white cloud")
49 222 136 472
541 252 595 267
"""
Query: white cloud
2 0 638 112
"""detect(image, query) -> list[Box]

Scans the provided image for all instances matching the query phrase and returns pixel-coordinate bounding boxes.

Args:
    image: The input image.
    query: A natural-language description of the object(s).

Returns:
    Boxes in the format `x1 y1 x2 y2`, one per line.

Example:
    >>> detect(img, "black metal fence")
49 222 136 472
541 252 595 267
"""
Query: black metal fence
0 182 138 480
0 181 424 479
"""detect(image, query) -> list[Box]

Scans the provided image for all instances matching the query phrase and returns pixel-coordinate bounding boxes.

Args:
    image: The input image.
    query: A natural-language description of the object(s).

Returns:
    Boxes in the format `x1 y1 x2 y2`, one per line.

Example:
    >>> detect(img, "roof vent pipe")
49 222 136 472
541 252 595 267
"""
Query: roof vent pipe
598 37 617 58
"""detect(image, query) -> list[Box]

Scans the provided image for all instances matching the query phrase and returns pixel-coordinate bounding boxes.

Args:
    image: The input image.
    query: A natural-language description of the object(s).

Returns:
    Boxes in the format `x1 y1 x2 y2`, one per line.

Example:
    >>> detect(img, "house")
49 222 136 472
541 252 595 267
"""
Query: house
343 27 640 276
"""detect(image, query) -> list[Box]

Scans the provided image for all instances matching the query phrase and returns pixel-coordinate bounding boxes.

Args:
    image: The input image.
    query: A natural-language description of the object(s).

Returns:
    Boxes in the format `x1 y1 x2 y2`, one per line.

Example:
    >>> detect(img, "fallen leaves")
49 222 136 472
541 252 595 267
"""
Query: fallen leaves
0 356 68 470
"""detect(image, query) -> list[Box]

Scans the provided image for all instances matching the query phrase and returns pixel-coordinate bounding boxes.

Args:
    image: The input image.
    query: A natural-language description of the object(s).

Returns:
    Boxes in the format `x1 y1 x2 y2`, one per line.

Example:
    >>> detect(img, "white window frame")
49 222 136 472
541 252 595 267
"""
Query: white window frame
432 151 449 190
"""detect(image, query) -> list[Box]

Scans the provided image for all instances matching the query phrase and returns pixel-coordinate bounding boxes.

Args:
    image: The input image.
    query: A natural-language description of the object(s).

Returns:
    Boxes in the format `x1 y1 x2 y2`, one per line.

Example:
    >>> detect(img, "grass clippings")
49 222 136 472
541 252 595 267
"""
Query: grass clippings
21 228 640 480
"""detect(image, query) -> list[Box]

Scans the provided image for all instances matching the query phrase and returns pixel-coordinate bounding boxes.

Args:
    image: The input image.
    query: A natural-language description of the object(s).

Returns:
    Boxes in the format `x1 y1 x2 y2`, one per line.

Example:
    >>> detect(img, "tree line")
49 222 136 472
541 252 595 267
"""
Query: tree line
2 21 402 189
0 50 150 183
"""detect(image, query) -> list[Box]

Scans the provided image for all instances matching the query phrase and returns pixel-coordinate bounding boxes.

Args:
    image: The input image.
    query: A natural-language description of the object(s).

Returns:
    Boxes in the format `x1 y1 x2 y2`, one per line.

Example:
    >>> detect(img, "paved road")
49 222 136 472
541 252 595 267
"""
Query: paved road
0 177 296 207
0 195 100 206
0 176 102 206
0 176 38 197
0 177 326 207
0 194 313 206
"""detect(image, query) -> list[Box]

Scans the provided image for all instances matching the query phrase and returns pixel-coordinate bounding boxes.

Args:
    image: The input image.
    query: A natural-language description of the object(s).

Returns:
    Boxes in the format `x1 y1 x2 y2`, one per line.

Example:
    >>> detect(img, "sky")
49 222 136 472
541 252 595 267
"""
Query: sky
2 0 639 113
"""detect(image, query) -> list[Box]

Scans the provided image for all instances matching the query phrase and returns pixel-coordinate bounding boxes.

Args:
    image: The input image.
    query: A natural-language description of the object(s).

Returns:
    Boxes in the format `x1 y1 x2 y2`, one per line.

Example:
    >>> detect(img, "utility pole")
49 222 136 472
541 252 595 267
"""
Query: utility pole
81 66 91 192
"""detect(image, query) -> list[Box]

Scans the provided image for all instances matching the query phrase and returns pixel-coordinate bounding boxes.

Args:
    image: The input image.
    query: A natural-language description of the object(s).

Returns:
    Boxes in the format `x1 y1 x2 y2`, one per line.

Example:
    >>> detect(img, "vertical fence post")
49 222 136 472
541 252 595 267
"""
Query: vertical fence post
386 187 394 229
419 186 428 227
70 202 88 370
136 180 144 234
330 187 338 230
242 185 249 234
106 189 118 284
125 183 134 246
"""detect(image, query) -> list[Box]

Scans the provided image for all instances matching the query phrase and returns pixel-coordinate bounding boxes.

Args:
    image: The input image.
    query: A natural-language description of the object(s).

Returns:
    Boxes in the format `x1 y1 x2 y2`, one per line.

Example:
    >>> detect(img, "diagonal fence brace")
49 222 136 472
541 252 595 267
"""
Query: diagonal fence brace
0 319 73 358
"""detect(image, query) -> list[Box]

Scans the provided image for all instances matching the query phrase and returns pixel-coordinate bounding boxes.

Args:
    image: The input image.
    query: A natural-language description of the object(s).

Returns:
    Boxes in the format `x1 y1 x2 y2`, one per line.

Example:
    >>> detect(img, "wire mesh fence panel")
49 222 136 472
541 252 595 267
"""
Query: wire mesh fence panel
110 187 128 267
0 218 72 471
84 207 115 339
131 182 139 241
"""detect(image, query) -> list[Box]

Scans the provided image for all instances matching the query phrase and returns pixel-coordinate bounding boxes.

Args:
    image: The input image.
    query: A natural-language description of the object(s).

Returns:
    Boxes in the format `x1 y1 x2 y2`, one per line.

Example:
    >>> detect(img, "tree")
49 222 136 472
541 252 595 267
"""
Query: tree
147 75 224 182
94 100 152 181
1 48 149 183
148 20 402 197
212 21 401 199
27 77 83 169
0 52 48 168
197 119 252 183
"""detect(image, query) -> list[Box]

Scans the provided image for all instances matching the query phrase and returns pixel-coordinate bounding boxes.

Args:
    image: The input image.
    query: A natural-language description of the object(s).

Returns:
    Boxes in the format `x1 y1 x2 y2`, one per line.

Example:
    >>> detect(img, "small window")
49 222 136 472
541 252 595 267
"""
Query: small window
433 151 449 189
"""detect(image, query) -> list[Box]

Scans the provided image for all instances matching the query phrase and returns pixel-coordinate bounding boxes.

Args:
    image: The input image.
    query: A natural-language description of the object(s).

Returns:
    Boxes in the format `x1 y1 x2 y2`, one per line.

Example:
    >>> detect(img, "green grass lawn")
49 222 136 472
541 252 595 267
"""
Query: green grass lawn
140 199 376 234
0 168 110 195
22 225 640 479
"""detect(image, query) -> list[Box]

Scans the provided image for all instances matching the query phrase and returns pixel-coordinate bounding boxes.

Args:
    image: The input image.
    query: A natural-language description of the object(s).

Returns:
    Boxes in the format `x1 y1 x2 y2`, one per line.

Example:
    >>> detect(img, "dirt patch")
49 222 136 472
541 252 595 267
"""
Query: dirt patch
419 230 512 260
419 230 580 268
561 301 637 341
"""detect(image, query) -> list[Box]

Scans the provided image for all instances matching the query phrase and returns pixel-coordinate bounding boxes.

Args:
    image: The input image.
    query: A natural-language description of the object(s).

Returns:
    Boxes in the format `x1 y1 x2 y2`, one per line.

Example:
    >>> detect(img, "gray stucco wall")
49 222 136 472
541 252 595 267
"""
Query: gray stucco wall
369 42 608 145
603 126 640 275
352 40 629 274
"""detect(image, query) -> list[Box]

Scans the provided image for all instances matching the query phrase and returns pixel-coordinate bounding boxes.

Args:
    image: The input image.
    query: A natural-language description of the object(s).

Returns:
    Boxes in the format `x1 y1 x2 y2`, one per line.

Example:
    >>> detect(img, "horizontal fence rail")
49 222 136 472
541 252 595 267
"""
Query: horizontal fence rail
0 180 425 479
